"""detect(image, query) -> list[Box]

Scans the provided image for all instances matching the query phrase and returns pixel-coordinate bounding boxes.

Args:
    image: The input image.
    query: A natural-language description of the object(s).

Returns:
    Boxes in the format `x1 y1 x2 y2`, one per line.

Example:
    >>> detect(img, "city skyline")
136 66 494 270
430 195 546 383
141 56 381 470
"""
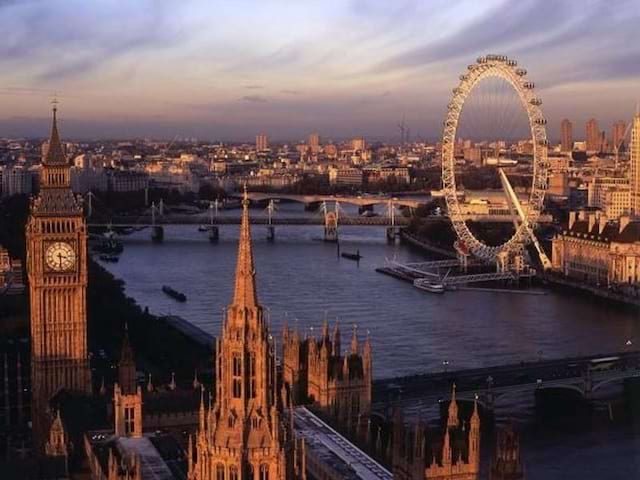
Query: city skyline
1 0 639 140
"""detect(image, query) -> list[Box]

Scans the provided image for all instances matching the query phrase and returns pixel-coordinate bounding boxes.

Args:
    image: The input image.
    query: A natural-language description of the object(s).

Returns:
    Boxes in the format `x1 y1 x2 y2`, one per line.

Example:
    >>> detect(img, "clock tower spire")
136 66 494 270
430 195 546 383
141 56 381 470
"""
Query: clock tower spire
26 103 91 453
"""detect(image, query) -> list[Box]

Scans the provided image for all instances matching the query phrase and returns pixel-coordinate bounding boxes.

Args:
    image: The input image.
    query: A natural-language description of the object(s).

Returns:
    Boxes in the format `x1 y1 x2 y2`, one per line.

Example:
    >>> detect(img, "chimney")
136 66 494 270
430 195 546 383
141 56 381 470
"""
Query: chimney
619 215 631 234
568 211 577 229
588 213 596 232
598 214 608 235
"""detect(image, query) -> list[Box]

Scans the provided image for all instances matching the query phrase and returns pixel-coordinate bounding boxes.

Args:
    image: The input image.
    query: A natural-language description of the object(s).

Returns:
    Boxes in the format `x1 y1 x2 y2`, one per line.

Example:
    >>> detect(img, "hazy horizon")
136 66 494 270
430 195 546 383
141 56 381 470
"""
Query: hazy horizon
2 0 639 140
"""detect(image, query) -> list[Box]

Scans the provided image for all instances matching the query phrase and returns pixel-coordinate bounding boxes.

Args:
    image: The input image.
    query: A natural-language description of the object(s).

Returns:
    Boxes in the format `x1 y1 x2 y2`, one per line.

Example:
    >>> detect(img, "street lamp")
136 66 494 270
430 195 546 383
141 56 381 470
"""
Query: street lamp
442 360 450 373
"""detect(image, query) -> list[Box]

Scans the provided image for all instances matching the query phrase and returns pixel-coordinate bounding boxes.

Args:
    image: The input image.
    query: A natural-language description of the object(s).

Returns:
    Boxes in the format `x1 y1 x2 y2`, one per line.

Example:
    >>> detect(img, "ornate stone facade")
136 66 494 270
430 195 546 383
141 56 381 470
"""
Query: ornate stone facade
489 423 525 480
552 211 640 284
393 386 480 480
189 191 300 480
113 384 143 439
282 321 372 428
27 106 92 451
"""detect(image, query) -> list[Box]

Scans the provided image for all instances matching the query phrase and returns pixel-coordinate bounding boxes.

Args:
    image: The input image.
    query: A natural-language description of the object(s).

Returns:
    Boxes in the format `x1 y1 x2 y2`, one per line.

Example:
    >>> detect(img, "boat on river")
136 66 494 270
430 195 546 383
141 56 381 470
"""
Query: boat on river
99 254 119 263
413 278 445 294
341 250 362 261
93 231 123 254
162 285 187 302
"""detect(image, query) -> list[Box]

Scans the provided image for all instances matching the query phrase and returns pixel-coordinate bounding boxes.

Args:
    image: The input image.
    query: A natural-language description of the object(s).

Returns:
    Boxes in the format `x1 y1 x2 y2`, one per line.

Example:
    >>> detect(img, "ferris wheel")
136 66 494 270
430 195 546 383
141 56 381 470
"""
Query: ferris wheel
441 54 551 267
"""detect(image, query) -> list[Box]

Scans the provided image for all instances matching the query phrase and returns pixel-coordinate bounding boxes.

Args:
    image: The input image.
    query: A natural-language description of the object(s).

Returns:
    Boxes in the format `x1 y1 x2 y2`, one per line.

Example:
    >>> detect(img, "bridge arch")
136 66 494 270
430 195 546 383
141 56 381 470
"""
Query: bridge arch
592 374 636 394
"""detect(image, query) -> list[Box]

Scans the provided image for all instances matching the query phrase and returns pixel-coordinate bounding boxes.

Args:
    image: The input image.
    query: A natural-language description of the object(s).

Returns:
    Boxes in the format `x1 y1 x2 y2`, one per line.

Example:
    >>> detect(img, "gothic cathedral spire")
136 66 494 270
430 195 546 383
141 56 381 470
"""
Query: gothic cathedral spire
232 187 258 309
190 186 298 480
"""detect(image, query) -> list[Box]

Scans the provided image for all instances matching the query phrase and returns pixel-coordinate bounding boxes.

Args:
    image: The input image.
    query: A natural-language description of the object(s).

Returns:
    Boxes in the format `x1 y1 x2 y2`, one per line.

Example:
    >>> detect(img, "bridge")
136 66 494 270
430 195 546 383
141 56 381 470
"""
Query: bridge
86 196 407 243
88 214 409 227
228 192 427 209
372 349 640 418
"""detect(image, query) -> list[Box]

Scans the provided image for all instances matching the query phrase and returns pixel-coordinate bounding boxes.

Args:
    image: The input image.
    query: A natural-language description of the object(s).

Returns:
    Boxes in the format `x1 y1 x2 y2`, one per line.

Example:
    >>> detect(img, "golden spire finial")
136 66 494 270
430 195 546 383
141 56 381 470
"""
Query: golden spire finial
51 93 59 112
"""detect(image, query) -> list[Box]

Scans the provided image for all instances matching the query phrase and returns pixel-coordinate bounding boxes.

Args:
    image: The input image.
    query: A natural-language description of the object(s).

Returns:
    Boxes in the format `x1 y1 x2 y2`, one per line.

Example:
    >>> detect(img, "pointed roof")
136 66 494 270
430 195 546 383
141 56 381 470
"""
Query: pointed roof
50 409 65 437
447 383 459 428
232 187 258 308
350 324 359 354
119 322 134 365
44 105 68 166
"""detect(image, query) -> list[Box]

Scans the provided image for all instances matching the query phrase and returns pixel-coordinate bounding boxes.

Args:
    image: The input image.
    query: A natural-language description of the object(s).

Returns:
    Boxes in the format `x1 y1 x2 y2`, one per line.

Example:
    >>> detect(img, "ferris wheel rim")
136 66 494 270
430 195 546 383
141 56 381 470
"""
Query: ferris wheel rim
441 55 549 262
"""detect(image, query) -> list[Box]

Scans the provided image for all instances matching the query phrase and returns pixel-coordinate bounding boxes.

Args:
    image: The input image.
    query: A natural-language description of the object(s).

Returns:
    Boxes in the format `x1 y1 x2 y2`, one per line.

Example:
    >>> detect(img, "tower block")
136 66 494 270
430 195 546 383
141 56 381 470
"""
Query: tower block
26 105 92 451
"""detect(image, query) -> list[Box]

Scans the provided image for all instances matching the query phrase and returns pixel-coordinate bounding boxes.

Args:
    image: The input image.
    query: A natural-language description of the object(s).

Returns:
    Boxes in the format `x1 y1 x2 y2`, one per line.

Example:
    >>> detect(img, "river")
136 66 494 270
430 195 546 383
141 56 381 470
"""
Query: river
100 202 640 479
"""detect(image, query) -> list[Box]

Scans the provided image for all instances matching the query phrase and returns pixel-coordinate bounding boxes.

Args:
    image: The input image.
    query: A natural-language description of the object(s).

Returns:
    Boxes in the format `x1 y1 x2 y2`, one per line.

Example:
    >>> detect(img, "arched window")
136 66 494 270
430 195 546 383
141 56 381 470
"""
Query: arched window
216 463 225 480
259 464 269 480
233 353 242 398
247 353 256 398
229 466 238 480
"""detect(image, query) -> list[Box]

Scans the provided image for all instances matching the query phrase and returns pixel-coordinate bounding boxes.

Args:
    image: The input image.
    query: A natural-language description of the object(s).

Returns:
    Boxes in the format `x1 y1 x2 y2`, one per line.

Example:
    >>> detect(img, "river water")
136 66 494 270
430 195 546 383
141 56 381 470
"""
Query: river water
101 203 640 479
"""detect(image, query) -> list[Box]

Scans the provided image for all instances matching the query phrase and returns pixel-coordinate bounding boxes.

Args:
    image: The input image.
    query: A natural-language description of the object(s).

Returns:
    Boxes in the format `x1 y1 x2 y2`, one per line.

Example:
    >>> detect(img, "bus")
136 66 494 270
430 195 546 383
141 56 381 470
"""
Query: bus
589 356 620 372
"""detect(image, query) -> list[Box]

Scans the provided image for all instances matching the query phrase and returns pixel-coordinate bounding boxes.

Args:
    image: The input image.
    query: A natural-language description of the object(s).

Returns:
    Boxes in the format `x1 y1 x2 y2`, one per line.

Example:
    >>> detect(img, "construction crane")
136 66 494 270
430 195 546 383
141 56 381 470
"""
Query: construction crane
614 118 634 169
163 134 179 156
613 102 640 169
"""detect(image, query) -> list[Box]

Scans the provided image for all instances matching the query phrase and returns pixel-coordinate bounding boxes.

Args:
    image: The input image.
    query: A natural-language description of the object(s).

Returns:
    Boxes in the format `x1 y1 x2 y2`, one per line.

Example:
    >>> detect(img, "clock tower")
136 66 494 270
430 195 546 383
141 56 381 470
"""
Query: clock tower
26 104 91 450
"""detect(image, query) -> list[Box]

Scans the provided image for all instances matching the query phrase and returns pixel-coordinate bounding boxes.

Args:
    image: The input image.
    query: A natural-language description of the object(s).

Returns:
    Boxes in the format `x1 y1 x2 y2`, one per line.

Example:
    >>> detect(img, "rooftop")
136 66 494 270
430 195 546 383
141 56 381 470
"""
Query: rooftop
293 407 392 480
86 430 186 480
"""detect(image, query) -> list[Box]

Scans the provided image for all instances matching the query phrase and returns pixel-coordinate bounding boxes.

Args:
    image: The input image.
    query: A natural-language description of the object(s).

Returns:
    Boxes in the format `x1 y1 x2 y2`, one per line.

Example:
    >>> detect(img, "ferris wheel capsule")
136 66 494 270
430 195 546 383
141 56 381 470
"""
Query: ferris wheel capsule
515 68 527 76
529 98 542 106
523 81 535 89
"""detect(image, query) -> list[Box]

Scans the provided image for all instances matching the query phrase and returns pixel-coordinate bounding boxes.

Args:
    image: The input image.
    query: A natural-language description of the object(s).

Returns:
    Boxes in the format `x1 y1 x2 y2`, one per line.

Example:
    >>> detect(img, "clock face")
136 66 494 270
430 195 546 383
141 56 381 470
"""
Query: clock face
45 242 77 272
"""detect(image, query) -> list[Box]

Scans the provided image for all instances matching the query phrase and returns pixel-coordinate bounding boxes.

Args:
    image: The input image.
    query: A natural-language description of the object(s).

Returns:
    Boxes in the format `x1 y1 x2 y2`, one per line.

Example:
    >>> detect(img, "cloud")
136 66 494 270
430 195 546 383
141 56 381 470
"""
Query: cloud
244 84 263 90
240 95 268 103
375 0 569 72
281 89 301 95
0 0 191 81
0 86 50 95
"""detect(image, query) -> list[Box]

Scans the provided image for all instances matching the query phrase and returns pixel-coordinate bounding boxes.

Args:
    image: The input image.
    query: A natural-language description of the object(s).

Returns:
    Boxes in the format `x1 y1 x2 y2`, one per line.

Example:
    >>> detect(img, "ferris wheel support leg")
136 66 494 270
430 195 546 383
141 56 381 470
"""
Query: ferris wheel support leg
498 169 551 271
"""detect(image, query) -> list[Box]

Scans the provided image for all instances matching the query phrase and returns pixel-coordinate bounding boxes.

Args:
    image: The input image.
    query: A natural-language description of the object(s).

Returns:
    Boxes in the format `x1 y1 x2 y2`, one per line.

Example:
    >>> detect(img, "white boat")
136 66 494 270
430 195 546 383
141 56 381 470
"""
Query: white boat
198 225 210 232
413 278 445 294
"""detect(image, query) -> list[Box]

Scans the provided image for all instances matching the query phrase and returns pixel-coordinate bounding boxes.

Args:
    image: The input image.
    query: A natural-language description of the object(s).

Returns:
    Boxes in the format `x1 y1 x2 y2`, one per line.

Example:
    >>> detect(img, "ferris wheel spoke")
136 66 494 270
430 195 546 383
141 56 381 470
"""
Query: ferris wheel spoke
441 55 549 265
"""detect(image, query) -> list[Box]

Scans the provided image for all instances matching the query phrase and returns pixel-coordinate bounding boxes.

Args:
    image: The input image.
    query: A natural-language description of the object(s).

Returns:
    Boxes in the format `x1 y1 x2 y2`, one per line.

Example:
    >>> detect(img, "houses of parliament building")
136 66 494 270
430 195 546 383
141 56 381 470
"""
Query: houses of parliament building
10 105 528 480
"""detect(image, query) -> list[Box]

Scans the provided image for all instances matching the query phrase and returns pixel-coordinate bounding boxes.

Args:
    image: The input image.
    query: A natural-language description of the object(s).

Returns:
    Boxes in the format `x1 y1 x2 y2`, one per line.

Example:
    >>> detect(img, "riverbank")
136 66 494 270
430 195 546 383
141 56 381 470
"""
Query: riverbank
541 273 640 310
87 260 213 387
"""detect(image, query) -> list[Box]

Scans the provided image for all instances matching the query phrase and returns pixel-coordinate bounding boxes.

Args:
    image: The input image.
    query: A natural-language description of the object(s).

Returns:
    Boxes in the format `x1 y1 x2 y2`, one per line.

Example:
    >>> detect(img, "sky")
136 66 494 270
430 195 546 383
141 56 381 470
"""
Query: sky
0 0 639 141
